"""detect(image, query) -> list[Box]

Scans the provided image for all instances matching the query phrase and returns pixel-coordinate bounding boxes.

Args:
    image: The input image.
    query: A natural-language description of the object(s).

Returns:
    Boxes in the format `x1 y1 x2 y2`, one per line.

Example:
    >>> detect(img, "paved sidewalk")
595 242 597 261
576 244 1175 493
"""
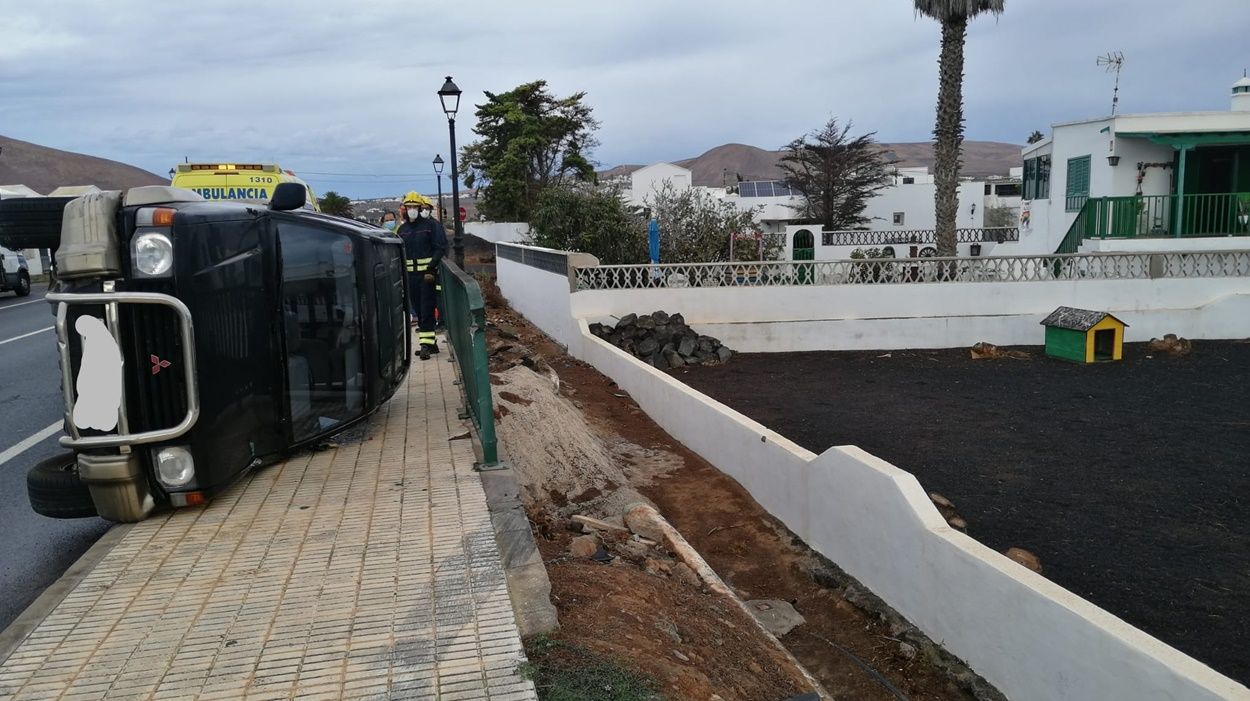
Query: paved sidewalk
0 345 537 700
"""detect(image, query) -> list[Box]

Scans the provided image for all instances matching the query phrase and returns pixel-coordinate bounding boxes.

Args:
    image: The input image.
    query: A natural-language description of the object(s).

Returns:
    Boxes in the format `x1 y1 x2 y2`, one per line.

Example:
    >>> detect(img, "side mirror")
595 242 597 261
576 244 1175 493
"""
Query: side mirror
270 182 307 212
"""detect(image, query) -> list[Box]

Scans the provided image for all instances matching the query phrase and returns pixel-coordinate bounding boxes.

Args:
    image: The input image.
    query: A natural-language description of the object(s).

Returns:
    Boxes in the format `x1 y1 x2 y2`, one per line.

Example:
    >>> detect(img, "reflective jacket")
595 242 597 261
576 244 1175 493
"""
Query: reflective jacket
397 218 448 272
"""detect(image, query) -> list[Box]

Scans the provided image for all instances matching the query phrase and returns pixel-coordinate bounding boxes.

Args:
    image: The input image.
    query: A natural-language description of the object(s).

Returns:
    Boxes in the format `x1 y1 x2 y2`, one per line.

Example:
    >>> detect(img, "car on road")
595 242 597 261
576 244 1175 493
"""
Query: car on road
0 245 32 297
1 183 410 522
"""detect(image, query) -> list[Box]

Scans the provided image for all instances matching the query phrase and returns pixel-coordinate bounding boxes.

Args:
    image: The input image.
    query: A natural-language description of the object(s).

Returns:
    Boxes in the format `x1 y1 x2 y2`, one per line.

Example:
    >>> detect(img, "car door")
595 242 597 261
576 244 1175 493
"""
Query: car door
275 219 366 443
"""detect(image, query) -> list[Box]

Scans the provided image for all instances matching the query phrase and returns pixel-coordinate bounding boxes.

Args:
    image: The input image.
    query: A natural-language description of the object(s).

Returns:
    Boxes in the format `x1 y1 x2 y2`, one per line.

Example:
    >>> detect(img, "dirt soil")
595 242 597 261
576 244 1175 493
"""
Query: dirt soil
676 344 1250 686
481 281 986 700
531 522 812 699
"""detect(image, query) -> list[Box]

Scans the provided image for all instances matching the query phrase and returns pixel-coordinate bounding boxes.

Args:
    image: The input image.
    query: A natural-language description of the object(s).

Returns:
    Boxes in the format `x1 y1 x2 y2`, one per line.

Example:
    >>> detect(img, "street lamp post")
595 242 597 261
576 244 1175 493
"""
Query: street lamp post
433 154 445 227
438 76 464 269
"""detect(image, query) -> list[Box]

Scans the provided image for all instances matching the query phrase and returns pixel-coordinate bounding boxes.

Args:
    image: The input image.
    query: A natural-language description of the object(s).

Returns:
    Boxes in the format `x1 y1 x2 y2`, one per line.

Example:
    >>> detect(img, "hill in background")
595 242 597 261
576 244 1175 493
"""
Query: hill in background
0 135 166 193
600 141 1022 187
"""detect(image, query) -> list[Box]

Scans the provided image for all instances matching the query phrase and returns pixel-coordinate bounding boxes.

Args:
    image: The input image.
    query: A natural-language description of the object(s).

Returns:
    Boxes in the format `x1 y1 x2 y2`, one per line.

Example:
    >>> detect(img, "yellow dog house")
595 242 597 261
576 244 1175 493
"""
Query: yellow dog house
1041 307 1127 363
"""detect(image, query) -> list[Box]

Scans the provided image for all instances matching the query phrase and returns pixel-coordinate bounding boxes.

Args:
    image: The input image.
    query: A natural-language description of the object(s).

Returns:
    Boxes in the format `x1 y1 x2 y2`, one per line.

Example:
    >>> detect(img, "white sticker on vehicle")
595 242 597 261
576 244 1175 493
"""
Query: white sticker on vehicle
72 315 122 432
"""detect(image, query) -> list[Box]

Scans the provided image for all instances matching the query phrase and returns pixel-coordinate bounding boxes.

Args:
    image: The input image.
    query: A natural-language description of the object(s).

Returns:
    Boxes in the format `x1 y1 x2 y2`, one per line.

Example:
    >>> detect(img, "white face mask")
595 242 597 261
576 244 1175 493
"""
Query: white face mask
406 207 421 220
420 210 432 218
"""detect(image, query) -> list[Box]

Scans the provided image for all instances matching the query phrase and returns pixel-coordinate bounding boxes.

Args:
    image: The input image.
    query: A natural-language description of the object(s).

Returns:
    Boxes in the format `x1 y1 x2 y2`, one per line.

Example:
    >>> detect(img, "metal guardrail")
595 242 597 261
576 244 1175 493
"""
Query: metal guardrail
495 242 569 274
573 250 1250 290
438 260 499 468
820 227 1019 247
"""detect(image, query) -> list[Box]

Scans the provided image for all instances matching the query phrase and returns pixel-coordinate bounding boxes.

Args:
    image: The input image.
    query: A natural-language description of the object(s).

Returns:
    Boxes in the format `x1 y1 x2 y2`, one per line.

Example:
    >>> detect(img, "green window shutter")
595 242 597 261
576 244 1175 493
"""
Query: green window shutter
1066 155 1091 212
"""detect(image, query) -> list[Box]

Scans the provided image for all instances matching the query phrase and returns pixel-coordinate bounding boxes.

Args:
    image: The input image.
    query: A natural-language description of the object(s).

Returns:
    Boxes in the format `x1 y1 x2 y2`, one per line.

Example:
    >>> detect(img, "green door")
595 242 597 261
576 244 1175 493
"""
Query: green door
792 229 815 284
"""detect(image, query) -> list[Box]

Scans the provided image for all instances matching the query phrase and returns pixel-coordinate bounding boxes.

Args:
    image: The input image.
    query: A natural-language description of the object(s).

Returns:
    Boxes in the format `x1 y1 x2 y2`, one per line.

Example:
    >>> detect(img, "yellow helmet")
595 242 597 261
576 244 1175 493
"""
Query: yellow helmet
402 191 423 206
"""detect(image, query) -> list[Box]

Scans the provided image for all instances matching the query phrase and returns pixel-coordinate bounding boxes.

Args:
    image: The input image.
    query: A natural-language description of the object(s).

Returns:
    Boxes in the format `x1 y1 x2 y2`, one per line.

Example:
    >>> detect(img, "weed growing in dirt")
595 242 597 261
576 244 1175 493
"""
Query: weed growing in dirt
521 635 663 701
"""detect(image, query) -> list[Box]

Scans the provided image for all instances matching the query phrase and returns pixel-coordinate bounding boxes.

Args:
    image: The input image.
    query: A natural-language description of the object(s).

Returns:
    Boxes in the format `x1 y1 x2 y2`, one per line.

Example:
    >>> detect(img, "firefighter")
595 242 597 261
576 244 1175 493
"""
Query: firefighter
398 192 448 359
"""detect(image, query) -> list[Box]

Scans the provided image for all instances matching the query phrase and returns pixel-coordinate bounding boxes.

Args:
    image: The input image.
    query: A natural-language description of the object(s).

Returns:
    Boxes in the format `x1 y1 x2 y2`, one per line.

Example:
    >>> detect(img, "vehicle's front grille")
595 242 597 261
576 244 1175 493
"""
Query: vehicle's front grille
121 284 187 433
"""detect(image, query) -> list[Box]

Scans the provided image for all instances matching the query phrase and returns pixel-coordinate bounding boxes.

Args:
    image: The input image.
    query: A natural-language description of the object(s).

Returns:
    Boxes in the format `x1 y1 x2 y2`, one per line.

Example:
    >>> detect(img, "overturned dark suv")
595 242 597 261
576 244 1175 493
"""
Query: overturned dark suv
1 183 409 522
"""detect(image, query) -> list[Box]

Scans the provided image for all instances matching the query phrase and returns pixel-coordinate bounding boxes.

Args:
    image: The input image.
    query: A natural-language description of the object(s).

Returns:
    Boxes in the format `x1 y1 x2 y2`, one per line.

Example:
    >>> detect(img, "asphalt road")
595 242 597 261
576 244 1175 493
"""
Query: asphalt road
0 285 110 631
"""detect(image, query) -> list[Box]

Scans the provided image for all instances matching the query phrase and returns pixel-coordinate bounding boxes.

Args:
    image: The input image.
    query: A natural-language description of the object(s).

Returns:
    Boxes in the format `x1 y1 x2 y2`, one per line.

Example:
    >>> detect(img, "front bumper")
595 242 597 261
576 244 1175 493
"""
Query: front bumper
47 287 199 521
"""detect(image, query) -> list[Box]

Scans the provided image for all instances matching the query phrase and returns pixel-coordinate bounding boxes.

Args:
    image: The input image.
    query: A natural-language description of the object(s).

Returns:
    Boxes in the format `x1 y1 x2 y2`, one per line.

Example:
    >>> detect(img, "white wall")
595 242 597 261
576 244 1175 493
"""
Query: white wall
495 243 598 354
629 163 691 207
1110 136 1174 198
570 276 1250 352
495 246 1250 700
496 254 579 355
1044 120 1112 250
861 181 985 232
723 194 801 227
571 320 1247 701
1080 237 1250 253
464 221 529 244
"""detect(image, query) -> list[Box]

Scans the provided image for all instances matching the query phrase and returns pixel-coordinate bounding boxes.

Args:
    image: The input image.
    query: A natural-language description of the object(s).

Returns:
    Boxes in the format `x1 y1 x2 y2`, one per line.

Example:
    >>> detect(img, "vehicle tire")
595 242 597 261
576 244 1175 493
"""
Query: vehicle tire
27 452 98 519
13 271 31 297
0 197 75 251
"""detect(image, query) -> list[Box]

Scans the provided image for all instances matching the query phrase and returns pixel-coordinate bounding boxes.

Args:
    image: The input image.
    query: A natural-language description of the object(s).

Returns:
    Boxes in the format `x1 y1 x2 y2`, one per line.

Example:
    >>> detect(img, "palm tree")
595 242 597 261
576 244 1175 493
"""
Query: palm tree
915 0 1004 257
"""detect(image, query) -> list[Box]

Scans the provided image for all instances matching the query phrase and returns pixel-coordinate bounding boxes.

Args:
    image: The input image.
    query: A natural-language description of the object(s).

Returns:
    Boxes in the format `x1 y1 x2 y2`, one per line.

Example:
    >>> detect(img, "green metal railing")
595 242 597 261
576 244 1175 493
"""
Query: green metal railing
1056 193 1250 253
438 260 499 468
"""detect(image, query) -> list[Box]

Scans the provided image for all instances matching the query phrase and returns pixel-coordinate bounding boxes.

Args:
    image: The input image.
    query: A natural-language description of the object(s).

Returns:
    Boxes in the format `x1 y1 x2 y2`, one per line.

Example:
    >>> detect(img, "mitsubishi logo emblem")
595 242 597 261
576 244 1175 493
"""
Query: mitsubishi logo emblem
150 354 171 375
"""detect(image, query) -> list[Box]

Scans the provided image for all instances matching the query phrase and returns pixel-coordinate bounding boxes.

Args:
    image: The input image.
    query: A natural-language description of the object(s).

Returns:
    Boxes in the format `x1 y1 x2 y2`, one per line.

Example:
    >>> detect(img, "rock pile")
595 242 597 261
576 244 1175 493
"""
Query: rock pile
589 311 733 369
564 512 706 590
1147 333 1192 356
969 341 1029 360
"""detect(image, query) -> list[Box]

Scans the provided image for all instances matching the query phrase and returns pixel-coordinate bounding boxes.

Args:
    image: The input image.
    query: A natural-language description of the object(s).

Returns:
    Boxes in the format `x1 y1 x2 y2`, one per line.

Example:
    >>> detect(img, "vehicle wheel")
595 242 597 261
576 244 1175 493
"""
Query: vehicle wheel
27 452 98 519
0 197 75 250
14 271 31 297
919 246 938 258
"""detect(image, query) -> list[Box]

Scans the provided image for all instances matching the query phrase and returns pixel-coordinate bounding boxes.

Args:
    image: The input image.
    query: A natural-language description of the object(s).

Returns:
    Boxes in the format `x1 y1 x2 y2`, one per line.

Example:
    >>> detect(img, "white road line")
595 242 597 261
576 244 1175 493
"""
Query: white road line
0 422 62 469
0 296 48 311
0 326 53 346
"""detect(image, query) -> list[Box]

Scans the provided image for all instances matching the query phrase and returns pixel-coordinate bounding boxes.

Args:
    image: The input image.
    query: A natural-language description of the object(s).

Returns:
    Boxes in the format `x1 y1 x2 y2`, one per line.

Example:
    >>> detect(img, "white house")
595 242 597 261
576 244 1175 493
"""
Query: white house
1009 76 1250 255
778 171 992 261
622 160 1009 261
984 167 1023 218
627 162 691 207
721 180 803 234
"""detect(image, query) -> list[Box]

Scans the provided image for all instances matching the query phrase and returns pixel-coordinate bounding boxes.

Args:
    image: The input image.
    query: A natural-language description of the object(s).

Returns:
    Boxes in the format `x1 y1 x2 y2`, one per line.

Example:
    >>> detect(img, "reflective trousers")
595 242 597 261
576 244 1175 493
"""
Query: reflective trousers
407 257 438 348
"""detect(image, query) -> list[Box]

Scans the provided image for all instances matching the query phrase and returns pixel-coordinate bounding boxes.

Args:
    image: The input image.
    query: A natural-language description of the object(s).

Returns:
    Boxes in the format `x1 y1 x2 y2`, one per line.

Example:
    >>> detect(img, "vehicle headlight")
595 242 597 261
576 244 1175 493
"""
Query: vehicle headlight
132 230 174 277
155 446 195 487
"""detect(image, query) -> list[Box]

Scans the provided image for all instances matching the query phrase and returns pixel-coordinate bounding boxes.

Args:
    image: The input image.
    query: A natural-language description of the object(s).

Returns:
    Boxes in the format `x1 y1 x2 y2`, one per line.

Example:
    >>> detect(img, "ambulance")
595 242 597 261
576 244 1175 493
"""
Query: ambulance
170 163 320 211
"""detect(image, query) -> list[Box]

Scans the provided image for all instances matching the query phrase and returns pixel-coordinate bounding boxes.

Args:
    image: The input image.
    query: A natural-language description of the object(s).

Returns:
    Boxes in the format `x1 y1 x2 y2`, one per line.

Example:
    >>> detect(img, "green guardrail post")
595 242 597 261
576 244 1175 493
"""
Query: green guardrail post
438 260 502 470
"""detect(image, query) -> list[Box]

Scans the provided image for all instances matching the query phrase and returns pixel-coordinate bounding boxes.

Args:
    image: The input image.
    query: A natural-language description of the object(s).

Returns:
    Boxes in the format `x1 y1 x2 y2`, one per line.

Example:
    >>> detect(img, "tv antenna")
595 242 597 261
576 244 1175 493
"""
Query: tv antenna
1097 51 1126 115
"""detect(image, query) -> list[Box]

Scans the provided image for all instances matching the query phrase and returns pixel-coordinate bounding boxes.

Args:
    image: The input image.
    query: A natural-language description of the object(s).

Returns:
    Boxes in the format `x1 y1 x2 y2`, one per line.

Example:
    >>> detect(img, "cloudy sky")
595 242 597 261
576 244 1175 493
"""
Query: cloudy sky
2 0 1247 198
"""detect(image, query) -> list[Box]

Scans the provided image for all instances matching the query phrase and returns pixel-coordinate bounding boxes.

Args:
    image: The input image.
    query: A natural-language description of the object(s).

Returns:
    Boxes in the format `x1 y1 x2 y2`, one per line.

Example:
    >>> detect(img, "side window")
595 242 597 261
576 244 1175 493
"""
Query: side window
279 223 364 441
